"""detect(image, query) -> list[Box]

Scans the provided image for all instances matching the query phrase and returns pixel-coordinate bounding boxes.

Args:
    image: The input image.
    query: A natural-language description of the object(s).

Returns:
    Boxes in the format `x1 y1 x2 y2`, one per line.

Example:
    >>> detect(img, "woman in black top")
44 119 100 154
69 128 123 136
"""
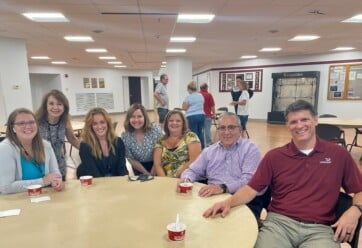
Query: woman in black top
77 108 127 178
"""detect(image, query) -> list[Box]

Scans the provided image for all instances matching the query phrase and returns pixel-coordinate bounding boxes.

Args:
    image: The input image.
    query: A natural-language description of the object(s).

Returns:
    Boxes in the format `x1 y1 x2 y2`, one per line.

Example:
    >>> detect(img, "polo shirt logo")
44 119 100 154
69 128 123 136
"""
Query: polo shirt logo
320 157 332 164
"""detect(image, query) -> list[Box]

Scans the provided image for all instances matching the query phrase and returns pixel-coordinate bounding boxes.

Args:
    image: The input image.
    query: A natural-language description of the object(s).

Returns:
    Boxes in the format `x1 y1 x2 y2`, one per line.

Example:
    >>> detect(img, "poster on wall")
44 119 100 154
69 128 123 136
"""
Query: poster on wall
83 78 91 88
91 78 98 88
219 69 263 92
99 78 105 88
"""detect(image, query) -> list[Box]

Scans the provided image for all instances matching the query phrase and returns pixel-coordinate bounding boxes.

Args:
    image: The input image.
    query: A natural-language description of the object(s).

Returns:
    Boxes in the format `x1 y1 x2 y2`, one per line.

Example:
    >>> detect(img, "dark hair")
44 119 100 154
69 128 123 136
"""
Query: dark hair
200 83 208 90
124 103 152 132
35 89 70 124
160 74 168 81
163 110 188 138
6 108 45 164
284 100 317 121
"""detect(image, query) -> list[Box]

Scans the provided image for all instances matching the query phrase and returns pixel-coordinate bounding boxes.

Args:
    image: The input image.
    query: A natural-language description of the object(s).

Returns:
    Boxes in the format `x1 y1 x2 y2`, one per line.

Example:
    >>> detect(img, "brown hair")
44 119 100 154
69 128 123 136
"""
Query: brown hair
163 110 188 139
6 108 45 164
124 103 152 132
35 89 70 124
81 108 117 159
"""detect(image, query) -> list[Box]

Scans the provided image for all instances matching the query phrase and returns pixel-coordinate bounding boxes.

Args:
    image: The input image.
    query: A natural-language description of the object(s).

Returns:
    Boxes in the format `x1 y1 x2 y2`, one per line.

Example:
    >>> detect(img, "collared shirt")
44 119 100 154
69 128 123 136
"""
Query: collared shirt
199 89 215 118
248 137 362 224
155 82 169 109
181 137 261 193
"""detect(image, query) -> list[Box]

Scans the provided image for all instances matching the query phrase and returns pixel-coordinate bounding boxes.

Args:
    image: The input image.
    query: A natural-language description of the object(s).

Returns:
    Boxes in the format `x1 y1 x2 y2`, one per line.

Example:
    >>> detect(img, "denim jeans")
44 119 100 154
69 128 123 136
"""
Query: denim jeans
187 114 205 148
157 108 169 124
204 117 212 146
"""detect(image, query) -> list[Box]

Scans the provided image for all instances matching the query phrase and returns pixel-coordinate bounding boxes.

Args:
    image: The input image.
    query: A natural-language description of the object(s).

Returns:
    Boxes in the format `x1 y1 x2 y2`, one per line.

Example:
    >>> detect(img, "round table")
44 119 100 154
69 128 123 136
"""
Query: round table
0 176 258 248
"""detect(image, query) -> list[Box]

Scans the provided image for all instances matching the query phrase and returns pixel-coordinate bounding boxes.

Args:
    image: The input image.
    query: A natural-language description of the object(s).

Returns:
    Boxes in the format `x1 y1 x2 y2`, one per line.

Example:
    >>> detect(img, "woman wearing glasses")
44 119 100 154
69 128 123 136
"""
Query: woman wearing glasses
154 110 202 178
35 90 80 180
0 108 64 194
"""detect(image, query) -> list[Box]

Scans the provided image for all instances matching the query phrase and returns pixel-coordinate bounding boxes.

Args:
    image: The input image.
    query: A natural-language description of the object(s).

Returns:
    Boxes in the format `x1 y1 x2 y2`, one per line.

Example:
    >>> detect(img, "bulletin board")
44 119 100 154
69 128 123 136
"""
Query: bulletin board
328 64 362 100
219 69 262 92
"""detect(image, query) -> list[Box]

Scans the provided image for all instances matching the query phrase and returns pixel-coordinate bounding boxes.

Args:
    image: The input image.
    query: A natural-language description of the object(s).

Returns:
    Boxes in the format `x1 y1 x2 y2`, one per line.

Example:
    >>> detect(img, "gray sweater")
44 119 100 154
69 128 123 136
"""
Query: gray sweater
0 139 60 194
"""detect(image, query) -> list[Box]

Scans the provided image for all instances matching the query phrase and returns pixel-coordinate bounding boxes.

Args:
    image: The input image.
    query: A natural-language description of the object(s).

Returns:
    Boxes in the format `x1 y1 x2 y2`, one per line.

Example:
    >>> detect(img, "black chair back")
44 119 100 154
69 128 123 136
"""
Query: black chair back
316 124 346 147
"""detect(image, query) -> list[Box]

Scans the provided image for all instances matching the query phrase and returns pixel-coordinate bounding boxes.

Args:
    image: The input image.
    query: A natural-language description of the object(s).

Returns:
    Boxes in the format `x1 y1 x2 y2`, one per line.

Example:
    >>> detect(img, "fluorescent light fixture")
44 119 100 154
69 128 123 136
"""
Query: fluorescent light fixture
177 14 215 23
259 47 282 52
170 37 196 42
166 48 186 53
31 56 50 60
64 36 94 42
107 61 122 64
331 47 355 51
161 65 166 68
99 56 116 60
22 12 69 22
289 35 320 41
51 61 67 64
241 55 258 59
342 14 362 23
86 48 108 53
114 65 127 68
162 61 167 64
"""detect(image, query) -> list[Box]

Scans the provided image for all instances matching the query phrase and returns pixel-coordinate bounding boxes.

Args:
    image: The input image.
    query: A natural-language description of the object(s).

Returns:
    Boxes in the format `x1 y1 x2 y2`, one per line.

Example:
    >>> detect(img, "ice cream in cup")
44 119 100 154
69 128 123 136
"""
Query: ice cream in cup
26 185 42 197
80 175 93 186
167 223 186 241
179 182 193 194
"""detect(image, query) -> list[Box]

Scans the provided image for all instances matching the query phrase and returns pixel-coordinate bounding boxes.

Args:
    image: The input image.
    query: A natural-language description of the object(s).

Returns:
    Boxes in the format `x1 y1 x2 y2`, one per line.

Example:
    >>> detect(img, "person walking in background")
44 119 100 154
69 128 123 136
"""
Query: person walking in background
199 82 215 147
77 108 127 178
36 89 80 180
121 103 162 175
154 73 169 128
204 100 362 248
230 78 250 138
0 108 64 194
182 81 205 148
153 110 201 178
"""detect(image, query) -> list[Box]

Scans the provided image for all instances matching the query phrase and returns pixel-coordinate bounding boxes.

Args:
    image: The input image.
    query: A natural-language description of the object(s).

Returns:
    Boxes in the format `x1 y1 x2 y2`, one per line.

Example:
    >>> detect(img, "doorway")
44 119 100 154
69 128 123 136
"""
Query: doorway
128 76 142 105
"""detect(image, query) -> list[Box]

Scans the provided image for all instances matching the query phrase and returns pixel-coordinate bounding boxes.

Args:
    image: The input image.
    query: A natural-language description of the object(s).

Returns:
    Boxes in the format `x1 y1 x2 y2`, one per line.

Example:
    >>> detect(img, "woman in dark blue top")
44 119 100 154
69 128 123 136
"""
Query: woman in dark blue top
77 108 127 178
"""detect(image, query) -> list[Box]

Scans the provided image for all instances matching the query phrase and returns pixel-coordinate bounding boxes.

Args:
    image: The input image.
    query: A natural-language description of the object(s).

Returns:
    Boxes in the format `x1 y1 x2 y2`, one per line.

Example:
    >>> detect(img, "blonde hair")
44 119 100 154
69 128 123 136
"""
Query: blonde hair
81 108 117 159
187 81 197 91
6 108 45 164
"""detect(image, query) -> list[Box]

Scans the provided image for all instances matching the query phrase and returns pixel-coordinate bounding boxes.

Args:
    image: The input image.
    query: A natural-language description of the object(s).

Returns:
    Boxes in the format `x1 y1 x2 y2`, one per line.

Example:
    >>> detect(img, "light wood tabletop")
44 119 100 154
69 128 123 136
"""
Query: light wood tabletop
318 118 362 128
0 176 258 248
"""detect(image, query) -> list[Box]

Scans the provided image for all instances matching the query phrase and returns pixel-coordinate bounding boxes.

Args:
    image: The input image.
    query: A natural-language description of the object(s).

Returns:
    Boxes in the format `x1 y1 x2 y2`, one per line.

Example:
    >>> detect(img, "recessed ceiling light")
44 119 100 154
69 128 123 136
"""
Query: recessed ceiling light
331 47 355 51
177 14 215 23
51 61 67 64
241 55 258 59
22 12 69 22
341 14 362 23
259 47 282 52
86 48 108 53
107 61 122 64
289 35 320 41
170 37 196 42
99 56 116 60
161 65 166 68
31 56 50 60
114 65 127 68
162 61 167 64
64 36 94 42
166 48 186 53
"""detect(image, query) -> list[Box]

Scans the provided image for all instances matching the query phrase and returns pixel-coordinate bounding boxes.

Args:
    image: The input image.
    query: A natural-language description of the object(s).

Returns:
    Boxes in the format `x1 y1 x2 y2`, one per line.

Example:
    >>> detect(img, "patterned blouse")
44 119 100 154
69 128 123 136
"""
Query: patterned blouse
38 119 66 178
155 131 200 177
121 124 162 163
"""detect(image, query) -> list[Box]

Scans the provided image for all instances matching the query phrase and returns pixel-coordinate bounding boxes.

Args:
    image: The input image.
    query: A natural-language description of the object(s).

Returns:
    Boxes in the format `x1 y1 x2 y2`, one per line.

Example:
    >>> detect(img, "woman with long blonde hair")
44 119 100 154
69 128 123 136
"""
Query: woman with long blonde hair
76 108 127 178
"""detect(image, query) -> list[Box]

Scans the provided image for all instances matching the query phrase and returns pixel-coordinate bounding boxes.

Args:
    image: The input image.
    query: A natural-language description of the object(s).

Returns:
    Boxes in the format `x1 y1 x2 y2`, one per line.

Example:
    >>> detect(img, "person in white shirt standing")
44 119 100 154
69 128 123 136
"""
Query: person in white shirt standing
154 74 169 129
230 77 249 138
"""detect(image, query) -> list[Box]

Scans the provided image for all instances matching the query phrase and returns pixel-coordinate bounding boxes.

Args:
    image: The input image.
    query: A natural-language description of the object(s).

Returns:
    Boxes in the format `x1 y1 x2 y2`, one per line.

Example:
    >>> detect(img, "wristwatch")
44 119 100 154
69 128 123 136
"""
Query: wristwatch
353 204 362 214
220 184 228 193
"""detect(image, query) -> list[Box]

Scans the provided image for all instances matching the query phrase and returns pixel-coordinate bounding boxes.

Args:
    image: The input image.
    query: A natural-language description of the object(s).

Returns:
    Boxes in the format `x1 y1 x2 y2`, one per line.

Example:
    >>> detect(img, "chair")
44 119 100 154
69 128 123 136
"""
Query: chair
316 124 346 147
347 128 362 152
335 192 361 248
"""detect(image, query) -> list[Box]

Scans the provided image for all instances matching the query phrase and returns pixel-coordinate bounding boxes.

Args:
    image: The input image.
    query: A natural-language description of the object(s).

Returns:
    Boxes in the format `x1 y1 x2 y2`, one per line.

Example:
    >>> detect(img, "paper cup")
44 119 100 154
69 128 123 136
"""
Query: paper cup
167 223 186 241
179 182 193 194
27 185 42 197
80 175 93 186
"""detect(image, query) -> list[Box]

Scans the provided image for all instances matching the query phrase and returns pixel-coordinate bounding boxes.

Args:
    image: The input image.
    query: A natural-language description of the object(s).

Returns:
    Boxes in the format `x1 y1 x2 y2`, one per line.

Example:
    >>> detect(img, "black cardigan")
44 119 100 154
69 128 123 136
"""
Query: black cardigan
77 137 128 178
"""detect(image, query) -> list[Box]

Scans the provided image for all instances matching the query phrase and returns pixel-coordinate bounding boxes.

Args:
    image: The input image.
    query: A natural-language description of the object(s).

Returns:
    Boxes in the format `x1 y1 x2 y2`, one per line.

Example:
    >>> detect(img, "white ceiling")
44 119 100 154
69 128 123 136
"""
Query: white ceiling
1 0 362 72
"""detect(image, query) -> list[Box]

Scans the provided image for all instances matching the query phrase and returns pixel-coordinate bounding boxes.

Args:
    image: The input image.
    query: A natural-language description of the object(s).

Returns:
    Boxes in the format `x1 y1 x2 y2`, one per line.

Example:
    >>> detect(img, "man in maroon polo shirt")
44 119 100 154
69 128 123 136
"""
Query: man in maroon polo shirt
203 100 362 248
199 83 215 147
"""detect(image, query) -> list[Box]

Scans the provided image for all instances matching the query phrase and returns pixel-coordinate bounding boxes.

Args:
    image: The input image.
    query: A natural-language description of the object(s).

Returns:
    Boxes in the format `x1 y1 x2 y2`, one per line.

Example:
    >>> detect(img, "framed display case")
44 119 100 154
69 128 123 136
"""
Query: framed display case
328 64 362 100
219 69 262 92
268 71 320 123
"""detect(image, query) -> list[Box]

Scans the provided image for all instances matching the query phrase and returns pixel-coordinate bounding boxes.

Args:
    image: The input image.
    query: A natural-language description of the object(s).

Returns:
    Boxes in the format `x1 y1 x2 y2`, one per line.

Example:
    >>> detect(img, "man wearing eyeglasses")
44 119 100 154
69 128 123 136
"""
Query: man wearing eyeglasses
180 112 265 218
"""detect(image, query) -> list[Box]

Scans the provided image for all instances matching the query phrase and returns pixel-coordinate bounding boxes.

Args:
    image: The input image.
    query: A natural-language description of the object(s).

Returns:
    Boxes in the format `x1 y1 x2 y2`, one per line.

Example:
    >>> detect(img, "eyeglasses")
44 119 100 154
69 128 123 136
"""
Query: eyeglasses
217 125 240 132
13 121 36 127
